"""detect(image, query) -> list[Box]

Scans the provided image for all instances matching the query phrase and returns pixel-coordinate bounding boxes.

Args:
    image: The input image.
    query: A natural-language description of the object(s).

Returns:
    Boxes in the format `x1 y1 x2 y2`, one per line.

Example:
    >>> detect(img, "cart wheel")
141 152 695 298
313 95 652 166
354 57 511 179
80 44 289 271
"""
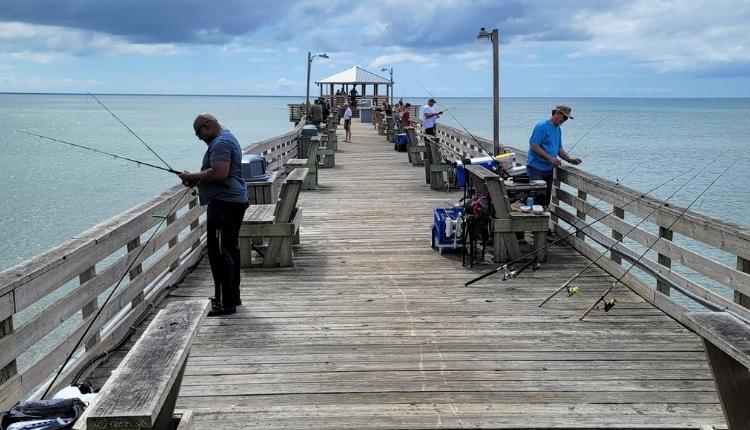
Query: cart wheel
431 227 436 250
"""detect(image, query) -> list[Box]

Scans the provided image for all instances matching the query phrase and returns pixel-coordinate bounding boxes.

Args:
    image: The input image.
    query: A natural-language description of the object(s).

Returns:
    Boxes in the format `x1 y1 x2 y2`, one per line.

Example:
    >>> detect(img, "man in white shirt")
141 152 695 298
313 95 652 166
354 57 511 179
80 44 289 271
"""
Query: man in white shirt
421 98 443 136
343 102 353 142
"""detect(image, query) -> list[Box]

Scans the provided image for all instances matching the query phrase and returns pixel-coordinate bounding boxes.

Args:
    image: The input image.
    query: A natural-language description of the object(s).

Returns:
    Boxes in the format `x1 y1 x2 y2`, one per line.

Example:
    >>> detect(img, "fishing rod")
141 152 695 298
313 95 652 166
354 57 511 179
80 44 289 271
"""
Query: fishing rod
578 152 743 321
422 87 493 157
566 115 607 154
88 92 176 172
539 151 725 307
16 130 181 174
464 163 696 287
41 173 204 399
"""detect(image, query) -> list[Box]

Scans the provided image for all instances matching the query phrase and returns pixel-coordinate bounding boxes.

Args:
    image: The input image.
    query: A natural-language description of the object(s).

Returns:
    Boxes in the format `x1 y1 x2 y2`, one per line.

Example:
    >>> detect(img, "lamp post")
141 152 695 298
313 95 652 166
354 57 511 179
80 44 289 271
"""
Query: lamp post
477 27 499 156
381 67 394 105
306 51 329 117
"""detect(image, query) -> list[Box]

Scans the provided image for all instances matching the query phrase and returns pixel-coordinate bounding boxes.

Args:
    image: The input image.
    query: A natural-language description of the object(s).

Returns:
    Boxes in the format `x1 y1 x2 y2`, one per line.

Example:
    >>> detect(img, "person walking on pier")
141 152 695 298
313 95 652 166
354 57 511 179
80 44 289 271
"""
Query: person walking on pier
343 102 352 143
421 98 442 136
178 113 248 317
526 105 582 208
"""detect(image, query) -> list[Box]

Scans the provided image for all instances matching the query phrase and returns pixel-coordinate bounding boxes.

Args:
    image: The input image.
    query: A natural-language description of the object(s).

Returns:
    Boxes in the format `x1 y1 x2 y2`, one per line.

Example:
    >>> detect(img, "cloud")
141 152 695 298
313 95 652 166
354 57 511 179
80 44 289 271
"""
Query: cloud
0 0 293 44
369 52 437 68
0 21 183 62
570 0 750 73
254 78 301 92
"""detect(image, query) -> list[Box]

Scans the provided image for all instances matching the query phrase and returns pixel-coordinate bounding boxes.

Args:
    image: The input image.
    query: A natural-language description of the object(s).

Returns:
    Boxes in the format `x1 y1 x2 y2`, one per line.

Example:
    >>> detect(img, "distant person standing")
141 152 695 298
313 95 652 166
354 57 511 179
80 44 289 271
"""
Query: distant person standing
383 100 392 117
421 98 443 136
526 105 582 208
309 99 324 126
400 102 412 127
343 102 353 142
349 87 358 106
178 113 248 317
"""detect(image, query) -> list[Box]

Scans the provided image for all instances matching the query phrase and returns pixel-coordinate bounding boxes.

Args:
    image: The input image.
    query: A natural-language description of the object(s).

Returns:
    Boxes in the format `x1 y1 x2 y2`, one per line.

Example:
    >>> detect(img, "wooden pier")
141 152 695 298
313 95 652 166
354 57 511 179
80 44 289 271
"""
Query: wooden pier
132 122 723 428
5 117 750 429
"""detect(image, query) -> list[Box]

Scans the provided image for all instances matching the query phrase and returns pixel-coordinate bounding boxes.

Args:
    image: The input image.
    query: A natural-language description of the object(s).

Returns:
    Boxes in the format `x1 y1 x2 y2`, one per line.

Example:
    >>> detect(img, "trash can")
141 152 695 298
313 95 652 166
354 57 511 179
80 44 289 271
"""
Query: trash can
359 107 372 123
395 133 408 152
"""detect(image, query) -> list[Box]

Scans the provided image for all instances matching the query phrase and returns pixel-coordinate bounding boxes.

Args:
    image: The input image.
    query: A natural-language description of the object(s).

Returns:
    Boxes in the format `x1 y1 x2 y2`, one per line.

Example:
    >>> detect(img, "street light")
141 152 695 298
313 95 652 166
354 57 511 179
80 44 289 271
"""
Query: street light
477 27 500 156
381 67 394 105
306 51 329 117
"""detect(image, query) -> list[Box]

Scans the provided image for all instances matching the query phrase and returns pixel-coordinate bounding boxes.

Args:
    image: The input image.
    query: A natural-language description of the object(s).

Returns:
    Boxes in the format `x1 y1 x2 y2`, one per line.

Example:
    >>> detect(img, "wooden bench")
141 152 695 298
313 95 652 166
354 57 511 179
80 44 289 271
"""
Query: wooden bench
465 165 549 263
404 127 426 166
74 300 209 430
239 167 309 268
685 312 750 429
423 136 451 190
285 137 319 190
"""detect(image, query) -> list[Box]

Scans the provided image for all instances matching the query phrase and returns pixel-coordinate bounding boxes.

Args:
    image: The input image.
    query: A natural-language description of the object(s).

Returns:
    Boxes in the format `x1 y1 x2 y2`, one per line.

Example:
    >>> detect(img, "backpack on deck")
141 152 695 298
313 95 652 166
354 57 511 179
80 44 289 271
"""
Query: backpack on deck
0 398 86 430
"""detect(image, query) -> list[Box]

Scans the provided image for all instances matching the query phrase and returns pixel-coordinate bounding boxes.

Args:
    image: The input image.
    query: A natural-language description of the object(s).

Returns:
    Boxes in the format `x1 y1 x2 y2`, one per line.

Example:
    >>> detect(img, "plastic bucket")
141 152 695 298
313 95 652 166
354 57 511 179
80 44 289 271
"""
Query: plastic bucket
495 153 515 171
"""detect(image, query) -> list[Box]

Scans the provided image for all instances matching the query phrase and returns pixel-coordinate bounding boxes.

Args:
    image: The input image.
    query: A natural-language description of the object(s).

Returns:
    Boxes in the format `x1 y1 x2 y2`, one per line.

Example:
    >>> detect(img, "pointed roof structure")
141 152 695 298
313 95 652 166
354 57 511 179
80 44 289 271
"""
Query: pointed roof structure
316 66 391 85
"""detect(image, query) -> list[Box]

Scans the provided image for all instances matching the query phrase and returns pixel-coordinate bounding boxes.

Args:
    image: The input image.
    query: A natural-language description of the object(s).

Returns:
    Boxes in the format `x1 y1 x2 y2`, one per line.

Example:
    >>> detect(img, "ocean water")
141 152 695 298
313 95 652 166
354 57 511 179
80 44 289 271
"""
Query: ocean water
1 95 748 274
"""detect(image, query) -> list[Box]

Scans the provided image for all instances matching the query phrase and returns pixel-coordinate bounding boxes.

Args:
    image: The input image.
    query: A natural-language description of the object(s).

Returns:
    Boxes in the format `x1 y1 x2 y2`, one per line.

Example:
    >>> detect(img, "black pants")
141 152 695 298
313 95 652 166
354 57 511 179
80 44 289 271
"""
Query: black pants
424 127 436 136
206 199 248 308
526 165 553 207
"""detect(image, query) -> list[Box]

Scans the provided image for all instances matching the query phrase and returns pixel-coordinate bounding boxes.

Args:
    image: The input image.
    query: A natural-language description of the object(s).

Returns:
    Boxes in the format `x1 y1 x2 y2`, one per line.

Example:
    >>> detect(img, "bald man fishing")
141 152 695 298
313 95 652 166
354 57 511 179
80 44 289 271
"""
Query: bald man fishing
178 113 248 317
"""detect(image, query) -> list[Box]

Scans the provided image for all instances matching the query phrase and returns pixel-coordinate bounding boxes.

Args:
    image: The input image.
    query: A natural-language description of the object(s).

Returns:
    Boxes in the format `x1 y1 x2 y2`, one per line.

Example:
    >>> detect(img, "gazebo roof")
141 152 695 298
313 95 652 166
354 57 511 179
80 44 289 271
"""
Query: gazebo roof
316 66 391 85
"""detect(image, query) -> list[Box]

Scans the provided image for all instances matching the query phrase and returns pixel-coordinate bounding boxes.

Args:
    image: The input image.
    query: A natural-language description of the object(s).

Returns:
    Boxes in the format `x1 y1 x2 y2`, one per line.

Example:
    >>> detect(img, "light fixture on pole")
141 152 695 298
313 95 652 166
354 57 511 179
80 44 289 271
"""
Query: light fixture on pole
381 67 394 105
306 51 329 117
477 27 500 156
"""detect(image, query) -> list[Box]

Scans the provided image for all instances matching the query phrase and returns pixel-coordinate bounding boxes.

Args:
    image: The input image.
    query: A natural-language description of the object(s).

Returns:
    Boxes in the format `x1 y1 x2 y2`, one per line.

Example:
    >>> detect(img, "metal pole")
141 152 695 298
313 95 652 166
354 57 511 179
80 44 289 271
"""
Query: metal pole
306 51 312 118
390 68 394 105
492 29 500 156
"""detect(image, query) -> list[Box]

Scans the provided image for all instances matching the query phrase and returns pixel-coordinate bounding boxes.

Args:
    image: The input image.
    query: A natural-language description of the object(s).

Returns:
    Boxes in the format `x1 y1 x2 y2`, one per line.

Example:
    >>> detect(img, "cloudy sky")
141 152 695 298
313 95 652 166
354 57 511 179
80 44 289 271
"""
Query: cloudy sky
0 0 748 97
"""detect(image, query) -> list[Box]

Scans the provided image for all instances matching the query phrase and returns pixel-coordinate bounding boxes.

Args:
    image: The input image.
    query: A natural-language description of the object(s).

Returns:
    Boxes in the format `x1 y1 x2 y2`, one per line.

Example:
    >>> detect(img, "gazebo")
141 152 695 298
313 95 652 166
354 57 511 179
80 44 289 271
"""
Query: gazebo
315 66 393 113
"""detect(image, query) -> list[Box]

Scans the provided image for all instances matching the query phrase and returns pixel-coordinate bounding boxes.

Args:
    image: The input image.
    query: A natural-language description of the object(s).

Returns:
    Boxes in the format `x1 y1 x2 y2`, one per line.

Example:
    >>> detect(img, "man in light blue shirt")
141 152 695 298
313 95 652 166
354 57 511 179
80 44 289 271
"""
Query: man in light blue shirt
526 105 582 207
178 113 248 317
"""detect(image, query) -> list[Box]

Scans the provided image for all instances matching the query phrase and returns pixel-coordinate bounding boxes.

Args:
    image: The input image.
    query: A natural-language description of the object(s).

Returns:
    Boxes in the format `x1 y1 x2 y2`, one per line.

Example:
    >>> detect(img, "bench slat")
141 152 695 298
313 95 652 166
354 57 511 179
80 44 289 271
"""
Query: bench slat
244 204 275 224
286 167 309 183
85 300 209 430
686 312 750 369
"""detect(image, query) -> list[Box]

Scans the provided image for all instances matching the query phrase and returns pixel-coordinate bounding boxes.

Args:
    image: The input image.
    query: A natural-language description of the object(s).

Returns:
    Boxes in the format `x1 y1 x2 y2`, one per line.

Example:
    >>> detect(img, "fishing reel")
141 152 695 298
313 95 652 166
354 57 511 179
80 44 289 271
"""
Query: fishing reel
566 285 581 296
501 260 541 280
603 298 617 312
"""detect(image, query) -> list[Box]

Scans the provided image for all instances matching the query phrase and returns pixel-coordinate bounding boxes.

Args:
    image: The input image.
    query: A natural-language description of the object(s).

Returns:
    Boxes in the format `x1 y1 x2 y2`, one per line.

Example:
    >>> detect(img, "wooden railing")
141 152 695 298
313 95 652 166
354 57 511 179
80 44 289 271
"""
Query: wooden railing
432 124 750 319
0 124 303 410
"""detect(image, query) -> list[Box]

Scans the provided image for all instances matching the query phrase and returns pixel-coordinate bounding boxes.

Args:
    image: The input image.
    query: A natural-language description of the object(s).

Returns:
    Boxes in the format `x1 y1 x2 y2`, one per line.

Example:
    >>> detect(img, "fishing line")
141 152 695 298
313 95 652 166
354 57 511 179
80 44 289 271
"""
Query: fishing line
88 92 175 172
422 87 493 157
565 115 607 154
41 174 203 399
578 152 743 321
464 163 697 287
539 150 726 307
17 130 181 174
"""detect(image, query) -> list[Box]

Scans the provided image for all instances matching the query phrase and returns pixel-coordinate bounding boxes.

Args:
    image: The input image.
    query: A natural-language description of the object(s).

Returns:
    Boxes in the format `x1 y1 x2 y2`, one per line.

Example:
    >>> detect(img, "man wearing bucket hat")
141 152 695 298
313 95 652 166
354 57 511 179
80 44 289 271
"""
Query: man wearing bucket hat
526 105 582 208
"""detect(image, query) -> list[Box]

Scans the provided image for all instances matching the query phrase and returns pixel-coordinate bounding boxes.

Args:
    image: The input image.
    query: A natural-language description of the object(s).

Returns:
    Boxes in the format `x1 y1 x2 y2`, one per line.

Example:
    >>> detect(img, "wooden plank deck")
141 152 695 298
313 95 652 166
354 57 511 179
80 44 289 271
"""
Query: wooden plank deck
129 121 723 428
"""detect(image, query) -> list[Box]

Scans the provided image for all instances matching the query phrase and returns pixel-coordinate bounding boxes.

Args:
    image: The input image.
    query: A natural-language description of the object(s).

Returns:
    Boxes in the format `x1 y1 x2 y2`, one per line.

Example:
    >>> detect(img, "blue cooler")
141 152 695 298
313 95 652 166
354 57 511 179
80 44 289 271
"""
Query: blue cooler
454 156 496 187
395 133 408 152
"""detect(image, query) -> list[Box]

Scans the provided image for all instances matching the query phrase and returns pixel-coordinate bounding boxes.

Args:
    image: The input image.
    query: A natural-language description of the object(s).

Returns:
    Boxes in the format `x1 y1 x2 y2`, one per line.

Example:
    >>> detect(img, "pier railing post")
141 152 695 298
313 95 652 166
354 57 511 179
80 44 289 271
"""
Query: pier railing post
576 190 587 241
0 294 18 409
128 237 144 307
657 227 673 295
610 206 625 264
189 198 201 251
736 256 750 308
80 265 100 350
167 213 179 272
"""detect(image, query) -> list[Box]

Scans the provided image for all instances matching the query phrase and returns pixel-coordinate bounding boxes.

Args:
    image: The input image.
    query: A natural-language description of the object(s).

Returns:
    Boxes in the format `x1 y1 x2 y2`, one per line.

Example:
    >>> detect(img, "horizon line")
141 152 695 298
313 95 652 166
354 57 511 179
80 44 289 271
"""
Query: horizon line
0 91 749 99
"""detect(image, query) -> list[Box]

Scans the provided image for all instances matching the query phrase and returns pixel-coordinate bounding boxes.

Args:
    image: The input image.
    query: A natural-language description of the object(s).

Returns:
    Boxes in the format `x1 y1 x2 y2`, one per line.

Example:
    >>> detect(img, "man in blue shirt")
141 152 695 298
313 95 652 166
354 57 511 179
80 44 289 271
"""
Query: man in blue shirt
178 113 248 317
526 105 582 208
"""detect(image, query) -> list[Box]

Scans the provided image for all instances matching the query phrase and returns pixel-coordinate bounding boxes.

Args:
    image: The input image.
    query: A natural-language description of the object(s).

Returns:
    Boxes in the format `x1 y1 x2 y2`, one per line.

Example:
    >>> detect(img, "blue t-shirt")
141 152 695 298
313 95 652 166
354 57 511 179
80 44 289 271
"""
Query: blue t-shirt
526 119 562 172
197 129 248 206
